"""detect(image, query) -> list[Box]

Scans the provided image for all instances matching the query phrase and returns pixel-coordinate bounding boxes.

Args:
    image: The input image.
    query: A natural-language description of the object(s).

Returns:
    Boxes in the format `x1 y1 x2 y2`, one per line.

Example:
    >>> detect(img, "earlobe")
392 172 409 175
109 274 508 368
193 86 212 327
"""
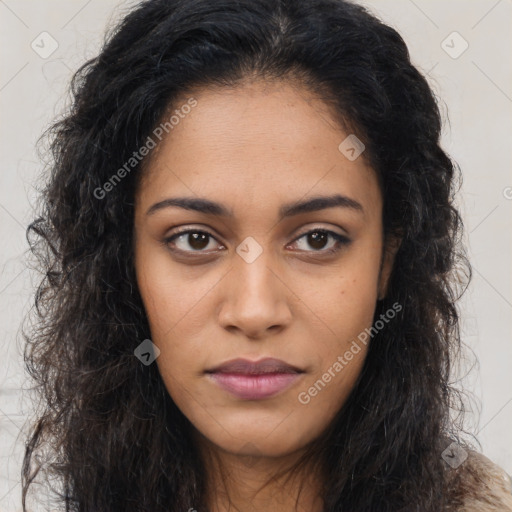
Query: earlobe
377 234 402 300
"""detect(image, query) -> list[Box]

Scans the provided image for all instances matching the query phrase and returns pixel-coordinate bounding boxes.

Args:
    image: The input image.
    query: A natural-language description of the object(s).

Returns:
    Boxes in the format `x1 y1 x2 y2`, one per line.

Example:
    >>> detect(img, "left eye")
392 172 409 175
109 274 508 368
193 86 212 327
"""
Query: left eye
163 229 350 254
291 229 350 253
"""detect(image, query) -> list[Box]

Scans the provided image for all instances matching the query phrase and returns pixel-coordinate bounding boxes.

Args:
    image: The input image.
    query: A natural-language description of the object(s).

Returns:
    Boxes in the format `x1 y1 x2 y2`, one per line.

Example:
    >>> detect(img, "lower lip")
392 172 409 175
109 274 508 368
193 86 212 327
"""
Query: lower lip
207 372 302 400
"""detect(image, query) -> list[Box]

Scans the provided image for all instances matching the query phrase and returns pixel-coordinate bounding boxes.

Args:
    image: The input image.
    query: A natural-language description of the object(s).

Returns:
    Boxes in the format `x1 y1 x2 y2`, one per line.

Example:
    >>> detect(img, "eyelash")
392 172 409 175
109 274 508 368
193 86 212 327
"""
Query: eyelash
162 227 351 257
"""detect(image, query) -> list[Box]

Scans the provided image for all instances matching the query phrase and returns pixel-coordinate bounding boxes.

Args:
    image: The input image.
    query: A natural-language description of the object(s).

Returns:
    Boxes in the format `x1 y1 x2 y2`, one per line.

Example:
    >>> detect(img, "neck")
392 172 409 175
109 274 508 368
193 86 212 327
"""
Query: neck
196 435 324 512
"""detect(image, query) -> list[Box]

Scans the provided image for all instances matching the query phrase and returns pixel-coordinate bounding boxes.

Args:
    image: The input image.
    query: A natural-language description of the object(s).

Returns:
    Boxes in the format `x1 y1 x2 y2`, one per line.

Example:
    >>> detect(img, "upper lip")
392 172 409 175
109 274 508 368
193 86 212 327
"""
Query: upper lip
205 357 303 375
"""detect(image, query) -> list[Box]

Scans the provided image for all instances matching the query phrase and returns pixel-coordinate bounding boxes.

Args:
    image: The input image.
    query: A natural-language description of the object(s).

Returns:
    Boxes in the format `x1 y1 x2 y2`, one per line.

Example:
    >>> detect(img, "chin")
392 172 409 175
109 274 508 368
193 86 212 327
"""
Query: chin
194 411 320 459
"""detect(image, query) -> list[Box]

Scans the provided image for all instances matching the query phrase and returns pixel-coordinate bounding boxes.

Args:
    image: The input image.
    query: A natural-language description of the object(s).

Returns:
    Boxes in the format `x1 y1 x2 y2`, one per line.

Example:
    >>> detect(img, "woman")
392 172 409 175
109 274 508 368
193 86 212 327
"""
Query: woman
22 0 512 510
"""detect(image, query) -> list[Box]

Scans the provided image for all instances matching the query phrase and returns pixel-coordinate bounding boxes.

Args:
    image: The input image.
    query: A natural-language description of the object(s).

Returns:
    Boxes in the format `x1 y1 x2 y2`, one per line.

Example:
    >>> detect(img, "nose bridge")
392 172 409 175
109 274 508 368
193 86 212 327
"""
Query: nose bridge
235 245 279 300
218 239 291 336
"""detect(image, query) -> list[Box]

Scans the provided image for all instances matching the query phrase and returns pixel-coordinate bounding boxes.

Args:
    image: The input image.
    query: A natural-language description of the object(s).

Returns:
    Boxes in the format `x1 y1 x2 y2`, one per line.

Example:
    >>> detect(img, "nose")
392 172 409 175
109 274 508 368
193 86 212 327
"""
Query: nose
217 249 293 340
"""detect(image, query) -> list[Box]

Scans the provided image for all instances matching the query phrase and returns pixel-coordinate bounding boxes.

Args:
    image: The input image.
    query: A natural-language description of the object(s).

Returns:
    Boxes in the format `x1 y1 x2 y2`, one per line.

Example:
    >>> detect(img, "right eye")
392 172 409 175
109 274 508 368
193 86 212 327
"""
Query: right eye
163 229 224 254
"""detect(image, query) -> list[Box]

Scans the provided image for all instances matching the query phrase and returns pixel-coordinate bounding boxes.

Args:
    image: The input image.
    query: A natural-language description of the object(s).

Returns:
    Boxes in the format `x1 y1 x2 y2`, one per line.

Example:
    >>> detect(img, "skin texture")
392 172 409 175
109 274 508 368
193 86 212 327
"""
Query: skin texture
134 79 399 511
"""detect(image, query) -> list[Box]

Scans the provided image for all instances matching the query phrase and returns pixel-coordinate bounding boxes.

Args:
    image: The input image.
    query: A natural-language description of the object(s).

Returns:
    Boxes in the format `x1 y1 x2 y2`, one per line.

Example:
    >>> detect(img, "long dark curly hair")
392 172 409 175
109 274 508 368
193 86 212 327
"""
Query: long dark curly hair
22 0 473 510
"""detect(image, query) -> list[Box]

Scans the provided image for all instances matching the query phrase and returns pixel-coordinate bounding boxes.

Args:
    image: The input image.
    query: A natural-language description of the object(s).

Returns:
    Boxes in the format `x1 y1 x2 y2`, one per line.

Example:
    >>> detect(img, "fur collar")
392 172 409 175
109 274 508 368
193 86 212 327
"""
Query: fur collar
445 449 512 511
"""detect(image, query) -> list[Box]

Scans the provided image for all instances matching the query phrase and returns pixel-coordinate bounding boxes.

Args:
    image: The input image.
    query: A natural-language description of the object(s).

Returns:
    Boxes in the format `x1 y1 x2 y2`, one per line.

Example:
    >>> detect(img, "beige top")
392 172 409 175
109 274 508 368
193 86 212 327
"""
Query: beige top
446 450 512 511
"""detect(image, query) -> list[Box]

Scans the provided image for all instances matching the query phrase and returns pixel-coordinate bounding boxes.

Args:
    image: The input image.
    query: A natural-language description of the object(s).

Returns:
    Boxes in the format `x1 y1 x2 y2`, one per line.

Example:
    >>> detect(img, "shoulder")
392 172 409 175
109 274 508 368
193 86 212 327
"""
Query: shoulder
445 447 512 511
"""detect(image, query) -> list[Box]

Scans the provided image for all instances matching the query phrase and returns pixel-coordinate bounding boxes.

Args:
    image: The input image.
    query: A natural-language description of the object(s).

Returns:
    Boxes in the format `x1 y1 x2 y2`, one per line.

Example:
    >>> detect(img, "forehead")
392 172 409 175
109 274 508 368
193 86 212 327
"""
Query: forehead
136 79 381 223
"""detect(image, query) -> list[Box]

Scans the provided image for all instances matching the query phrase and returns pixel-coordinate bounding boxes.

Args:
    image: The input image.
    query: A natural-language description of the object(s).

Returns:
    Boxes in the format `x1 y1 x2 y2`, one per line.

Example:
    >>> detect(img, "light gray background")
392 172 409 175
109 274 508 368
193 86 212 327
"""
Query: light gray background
1 0 511 510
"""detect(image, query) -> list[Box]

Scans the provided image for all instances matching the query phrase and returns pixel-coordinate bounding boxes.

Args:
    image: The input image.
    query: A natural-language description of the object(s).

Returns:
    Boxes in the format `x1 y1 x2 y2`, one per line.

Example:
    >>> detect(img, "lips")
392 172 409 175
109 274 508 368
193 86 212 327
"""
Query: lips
205 357 303 375
205 357 304 400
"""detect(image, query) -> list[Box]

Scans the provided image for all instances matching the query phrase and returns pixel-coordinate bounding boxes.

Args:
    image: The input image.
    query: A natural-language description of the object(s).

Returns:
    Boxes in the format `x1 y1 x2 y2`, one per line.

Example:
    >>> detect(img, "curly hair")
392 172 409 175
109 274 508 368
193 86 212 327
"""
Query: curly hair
22 0 472 510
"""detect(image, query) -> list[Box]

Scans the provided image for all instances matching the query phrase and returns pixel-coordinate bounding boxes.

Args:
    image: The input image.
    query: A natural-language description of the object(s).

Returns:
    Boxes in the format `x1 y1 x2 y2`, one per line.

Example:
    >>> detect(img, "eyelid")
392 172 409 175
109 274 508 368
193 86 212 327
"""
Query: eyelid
165 225 223 242
163 226 225 254
290 225 348 243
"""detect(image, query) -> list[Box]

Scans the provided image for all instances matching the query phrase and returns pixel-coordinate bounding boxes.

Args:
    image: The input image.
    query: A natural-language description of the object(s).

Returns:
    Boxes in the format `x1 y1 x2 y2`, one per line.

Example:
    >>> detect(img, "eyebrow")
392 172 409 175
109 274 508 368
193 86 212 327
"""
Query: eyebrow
146 193 364 220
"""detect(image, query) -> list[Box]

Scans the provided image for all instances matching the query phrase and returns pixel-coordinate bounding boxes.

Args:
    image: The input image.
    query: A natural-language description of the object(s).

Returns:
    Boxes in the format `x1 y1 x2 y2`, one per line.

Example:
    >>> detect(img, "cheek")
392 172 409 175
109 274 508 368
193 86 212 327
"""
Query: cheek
292 251 380 409
337 240 382 324
135 243 215 339
134 248 204 388
295 246 381 348
293 283 375 434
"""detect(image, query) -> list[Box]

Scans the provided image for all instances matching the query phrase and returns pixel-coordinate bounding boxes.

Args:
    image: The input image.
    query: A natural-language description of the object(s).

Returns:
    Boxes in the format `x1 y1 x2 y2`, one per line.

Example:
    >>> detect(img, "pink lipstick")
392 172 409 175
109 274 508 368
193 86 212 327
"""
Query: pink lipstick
205 357 304 400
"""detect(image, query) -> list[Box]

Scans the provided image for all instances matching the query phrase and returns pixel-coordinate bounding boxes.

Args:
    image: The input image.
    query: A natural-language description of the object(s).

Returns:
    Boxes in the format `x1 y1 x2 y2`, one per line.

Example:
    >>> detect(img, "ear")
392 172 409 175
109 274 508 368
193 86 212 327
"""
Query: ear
377 233 402 300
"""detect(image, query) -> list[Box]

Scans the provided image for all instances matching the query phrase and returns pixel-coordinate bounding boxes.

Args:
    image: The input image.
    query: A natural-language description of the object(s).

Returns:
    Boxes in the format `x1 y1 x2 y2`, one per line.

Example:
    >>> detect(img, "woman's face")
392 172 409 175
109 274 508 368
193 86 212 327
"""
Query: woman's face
134 79 397 460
